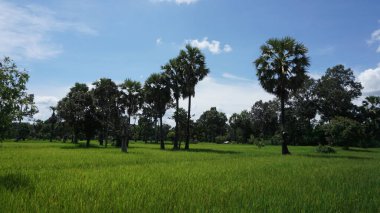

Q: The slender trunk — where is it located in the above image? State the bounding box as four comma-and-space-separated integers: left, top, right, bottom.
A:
86, 138, 90, 147
121, 119, 127, 152
173, 97, 179, 150
280, 93, 291, 155
126, 116, 131, 148
154, 117, 158, 144
185, 96, 191, 150
160, 116, 165, 150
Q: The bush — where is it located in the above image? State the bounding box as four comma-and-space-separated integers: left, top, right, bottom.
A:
323, 116, 364, 149
270, 133, 282, 145
215, 135, 227, 144
316, 145, 336, 153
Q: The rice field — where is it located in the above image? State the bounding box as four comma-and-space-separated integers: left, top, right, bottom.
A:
0, 141, 379, 212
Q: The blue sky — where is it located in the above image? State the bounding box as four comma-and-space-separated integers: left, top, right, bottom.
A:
1, 0, 380, 121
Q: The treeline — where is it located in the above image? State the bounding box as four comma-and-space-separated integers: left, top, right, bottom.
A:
2, 37, 380, 152
8, 64, 380, 149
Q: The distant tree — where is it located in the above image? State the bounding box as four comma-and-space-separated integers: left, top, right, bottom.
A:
144, 73, 172, 150
254, 37, 310, 154
56, 83, 93, 144
170, 107, 188, 148
315, 65, 363, 122
0, 57, 37, 140
179, 45, 209, 150
48, 107, 57, 142
231, 110, 253, 144
360, 96, 380, 145
286, 77, 318, 145
92, 78, 120, 147
251, 100, 279, 138
162, 57, 184, 150
323, 116, 364, 149
119, 79, 143, 152
196, 107, 227, 142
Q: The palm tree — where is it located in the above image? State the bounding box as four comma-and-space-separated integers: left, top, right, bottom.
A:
119, 79, 143, 152
144, 73, 172, 150
254, 37, 310, 154
179, 44, 209, 150
162, 57, 184, 150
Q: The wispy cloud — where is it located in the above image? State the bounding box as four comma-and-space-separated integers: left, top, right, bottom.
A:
222, 73, 253, 82
151, 0, 199, 5
368, 27, 380, 53
186, 37, 232, 54
0, 1, 97, 60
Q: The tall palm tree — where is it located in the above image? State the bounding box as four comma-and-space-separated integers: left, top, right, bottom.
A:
144, 73, 172, 150
162, 57, 184, 150
254, 37, 310, 155
179, 44, 209, 150
119, 79, 143, 152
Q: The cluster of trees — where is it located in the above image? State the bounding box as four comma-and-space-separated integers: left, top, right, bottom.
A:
2, 37, 380, 154
27, 44, 209, 152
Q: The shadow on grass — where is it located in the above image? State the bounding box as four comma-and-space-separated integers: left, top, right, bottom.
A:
0, 173, 34, 191
178, 148, 240, 155
301, 154, 373, 160
60, 143, 105, 149
345, 148, 375, 153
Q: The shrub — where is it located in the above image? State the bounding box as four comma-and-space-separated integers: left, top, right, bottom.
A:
215, 135, 227, 144
323, 116, 364, 149
316, 145, 336, 154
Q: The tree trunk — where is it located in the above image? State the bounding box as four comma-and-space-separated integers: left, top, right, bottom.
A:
126, 116, 131, 148
173, 97, 180, 150
280, 93, 291, 155
160, 116, 165, 150
121, 121, 127, 152
86, 138, 90, 147
185, 96, 191, 150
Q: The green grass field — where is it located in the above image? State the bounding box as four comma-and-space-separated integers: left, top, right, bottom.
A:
0, 141, 379, 212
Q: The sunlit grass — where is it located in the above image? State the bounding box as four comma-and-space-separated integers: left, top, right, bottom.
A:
0, 140, 379, 212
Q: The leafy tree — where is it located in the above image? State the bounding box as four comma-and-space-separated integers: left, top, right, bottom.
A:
119, 79, 143, 152
162, 57, 184, 150
315, 65, 363, 122
251, 100, 279, 138
196, 107, 227, 142
56, 83, 94, 144
254, 37, 310, 154
230, 110, 253, 144
179, 45, 209, 150
48, 107, 58, 142
144, 73, 172, 150
286, 77, 318, 145
360, 96, 380, 146
92, 78, 120, 147
170, 107, 188, 148
0, 57, 37, 139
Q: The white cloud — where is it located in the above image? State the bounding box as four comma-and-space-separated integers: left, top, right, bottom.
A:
358, 63, 380, 93
222, 73, 253, 82
186, 37, 232, 54
166, 76, 273, 123
152, 0, 198, 5
156, 38, 162, 45
0, 1, 96, 60
368, 28, 380, 53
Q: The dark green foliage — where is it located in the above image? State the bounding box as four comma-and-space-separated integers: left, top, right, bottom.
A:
323, 117, 364, 149
251, 100, 279, 138
215, 135, 227, 144
196, 107, 227, 142
315, 65, 363, 122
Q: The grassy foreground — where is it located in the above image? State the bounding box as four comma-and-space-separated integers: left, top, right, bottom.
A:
0, 141, 379, 212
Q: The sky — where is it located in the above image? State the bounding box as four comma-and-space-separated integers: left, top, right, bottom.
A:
1, 0, 380, 123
